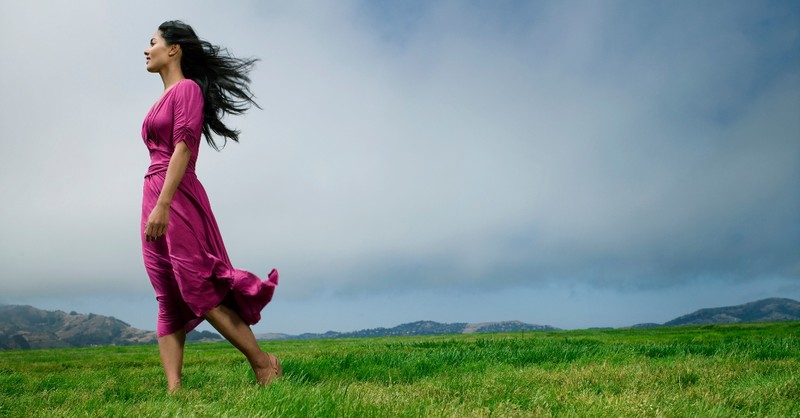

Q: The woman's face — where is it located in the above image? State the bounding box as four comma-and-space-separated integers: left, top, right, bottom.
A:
144, 31, 175, 73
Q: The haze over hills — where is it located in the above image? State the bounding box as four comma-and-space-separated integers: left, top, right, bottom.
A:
2, 298, 798, 349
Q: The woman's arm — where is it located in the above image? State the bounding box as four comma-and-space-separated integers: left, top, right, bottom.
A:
144, 141, 192, 242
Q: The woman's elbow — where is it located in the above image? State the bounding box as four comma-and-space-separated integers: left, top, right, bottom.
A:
174, 141, 192, 157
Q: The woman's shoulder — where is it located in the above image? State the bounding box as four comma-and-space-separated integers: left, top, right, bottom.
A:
174, 78, 201, 93
170, 79, 203, 102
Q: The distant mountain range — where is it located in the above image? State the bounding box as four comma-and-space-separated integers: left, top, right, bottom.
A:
0, 305, 221, 350
629, 297, 800, 328
663, 297, 800, 326
256, 320, 559, 341
2, 297, 798, 349
260, 298, 800, 339
256, 297, 800, 340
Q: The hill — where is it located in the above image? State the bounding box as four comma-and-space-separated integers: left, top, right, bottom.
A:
257, 320, 559, 341
0, 305, 220, 350
662, 297, 800, 326
0, 305, 157, 350
0, 305, 225, 350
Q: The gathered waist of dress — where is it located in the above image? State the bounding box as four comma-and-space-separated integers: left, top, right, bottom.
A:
144, 162, 196, 178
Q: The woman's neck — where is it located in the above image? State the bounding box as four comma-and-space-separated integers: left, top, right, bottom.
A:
159, 64, 186, 91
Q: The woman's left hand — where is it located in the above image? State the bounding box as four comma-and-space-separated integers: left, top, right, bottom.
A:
145, 203, 170, 242
145, 142, 190, 242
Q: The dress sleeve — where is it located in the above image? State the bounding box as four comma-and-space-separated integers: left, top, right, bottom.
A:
171, 80, 204, 150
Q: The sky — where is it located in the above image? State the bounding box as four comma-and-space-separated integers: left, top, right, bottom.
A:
0, 0, 798, 335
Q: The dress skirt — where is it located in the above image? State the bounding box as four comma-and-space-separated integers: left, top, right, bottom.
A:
141, 170, 278, 337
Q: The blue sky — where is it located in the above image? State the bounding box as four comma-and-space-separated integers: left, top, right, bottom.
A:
0, 1, 798, 335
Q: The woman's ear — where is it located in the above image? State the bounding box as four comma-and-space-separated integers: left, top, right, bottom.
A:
168, 44, 181, 57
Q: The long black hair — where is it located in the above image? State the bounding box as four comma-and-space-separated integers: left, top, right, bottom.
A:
158, 20, 260, 150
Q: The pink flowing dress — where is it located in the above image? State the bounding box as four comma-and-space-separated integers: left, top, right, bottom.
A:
141, 79, 278, 337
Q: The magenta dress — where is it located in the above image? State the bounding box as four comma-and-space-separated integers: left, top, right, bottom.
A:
141, 79, 278, 337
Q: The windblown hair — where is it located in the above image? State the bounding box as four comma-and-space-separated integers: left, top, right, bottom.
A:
159, 20, 260, 150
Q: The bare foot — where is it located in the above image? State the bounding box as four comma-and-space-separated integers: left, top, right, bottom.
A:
167, 381, 183, 395
252, 352, 282, 385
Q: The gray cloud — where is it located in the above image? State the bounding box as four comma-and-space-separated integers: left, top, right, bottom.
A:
1, 1, 798, 306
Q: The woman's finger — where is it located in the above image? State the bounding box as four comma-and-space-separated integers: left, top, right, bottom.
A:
145, 223, 156, 241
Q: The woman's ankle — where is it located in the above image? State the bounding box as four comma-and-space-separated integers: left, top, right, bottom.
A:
167, 378, 182, 394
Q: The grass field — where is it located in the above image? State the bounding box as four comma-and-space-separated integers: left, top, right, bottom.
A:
1, 322, 798, 417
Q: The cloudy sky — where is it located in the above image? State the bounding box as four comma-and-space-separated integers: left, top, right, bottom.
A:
1, 1, 798, 335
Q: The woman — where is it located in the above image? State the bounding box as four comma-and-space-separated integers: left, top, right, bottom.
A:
142, 20, 280, 392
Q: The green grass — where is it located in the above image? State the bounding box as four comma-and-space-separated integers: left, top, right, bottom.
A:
1, 322, 798, 417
